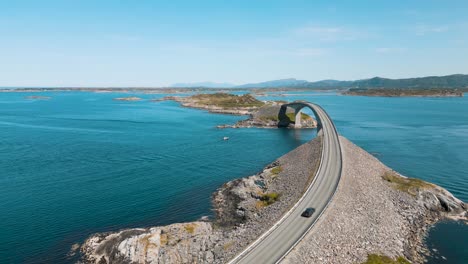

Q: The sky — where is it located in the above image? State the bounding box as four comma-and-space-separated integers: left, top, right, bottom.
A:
1, 0, 468, 87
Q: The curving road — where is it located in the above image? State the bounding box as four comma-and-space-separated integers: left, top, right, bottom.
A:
228, 101, 342, 264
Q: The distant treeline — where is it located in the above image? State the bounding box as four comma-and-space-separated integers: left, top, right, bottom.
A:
343, 88, 464, 97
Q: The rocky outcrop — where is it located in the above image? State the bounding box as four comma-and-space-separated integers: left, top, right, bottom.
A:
81, 222, 219, 264
25, 95, 51, 100
79, 137, 323, 264
113, 97, 142, 101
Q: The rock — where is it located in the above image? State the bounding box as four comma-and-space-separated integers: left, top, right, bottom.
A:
113, 97, 141, 101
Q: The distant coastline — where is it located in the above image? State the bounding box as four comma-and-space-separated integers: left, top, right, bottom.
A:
343, 88, 464, 97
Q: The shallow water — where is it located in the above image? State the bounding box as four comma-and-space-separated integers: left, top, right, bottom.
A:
1, 91, 467, 263
425, 221, 468, 264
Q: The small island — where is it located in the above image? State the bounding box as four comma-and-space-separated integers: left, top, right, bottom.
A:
25, 95, 51, 100
113, 96, 142, 101
158, 93, 317, 129
343, 88, 464, 97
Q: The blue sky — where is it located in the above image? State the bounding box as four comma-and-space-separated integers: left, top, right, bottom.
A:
1, 0, 468, 87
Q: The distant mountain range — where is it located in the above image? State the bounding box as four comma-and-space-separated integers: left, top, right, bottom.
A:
235, 78, 309, 88
172, 74, 468, 89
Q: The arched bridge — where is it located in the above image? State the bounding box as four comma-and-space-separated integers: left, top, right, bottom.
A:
279, 101, 323, 130
229, 101, 343, 264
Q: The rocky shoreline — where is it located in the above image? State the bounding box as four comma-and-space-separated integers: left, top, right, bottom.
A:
77, 136, 467, 264
79, 137, 323, 263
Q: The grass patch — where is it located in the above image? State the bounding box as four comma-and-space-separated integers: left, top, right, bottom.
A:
382, 171, 433, 196
285, 112, 312, 122
361, 254, 411, 264
259, 115, 279, 121
189, 93, 264, 108
271, 166, 283, 175
223, 241, 234, 251
184, 223, 196, 234
160, 233, 169, 246
259, 192, 280, 206
259, 112, 313, 123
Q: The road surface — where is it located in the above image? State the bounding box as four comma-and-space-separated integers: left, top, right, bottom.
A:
229, 101, 342, 264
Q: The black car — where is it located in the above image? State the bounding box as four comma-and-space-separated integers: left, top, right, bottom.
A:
301, 207, 315, 218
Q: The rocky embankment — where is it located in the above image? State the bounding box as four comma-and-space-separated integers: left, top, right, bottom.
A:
284, 137, 467, 264
157, 94, 317, 129
79, 137, 323, 264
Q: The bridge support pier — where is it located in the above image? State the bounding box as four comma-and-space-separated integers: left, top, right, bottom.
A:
294, 109, 302, 129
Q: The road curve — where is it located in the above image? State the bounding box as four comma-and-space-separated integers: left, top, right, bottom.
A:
228, 101, 342, 264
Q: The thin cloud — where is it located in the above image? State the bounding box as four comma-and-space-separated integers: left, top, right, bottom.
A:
293, 24, 366, 42
414, 25, 449, 36
290, 48, 328, 57
375, 47, 407, 54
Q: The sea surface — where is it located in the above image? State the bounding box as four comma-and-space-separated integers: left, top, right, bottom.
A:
0, 91, 466, 263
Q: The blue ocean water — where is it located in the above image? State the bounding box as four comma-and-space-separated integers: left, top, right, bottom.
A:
0, 91, 316, 263
0, 91, 466, 263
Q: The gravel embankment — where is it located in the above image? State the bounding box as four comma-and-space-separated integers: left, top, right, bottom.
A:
212, 136, 322, 262
283, 137, 467, 264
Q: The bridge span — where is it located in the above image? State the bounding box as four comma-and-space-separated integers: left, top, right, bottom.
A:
229, 101, 342, 264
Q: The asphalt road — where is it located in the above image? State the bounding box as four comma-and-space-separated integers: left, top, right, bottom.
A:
229, 102, 343, 264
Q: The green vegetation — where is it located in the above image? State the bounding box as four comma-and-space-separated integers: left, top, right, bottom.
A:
344, 88, 463, 97
189, 93, 265, 108
259, 112, 312, 122
286, 112, 312, 122
258, 115, 279, 122
382, 171, 433, 196
159, 233, 169, 245
361, 254, 411, 264
259, 192, 280, 206
223, 241, 234, 251
271, 166, 283, 175
184, 223, 196, 234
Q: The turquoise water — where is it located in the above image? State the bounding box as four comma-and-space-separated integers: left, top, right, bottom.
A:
1, 91, 467, 263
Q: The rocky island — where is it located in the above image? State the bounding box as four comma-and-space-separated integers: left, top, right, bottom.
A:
157, 93, 317, 129
25, 95, 51, 100
78, 135, 466, 264
113, 96, 142, 101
